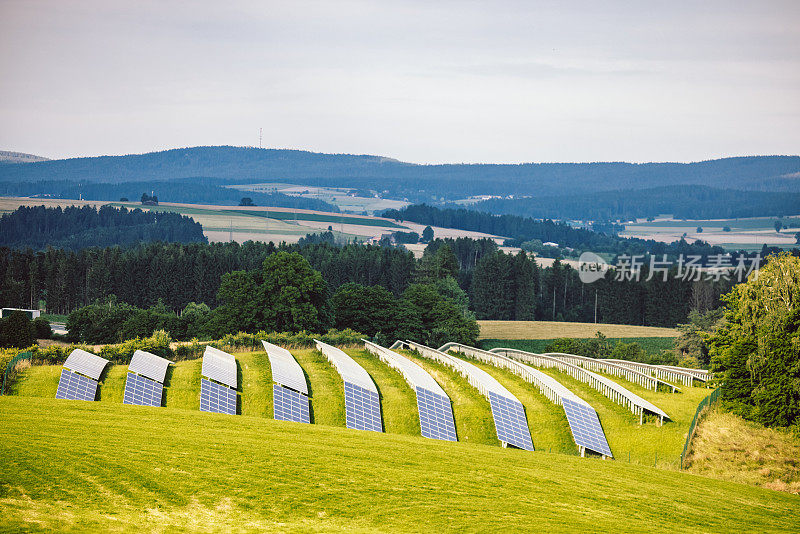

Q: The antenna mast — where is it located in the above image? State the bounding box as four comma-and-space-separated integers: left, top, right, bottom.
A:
259, 128, 263, 149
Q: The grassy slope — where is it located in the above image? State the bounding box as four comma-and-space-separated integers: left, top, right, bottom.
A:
447, 352, 576, 454
530, 366, 709, 468
398, 350, 498, 446
348, 349, 419, 436
2, 397, 799, 533
477, 320, 678, 340
479, 337, 676, 358
686, 409, 800, 494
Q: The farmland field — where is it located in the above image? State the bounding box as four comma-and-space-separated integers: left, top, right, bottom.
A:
0, 196, 506, 246
3, 345, 799, 532
477, 320, 678, 340
620, 215, 800, 251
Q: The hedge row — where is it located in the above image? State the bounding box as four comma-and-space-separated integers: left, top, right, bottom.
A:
0, 328, 365, 370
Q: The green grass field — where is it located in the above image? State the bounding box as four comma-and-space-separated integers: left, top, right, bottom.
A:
479, 337, 677, 358
4, 347, 799, 531
2, 397, 799, 532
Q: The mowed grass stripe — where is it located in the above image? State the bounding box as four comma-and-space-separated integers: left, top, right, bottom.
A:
293, 348, 346, 427
2, 397, 799, 533
399, 350, 498, 447
447, 352, 577, 454
347, 348, 420, 436
238, 351, 272, 418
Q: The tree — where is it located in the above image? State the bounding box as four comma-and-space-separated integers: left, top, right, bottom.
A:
708, 252, 800, 427
239, 197, 255, 206
696, 226, 703, 233
422, 225, 434, 242
331, 283, 420, 341
259, 251, 330, 332
774, 220, 783, 233
0, 311, 35, 348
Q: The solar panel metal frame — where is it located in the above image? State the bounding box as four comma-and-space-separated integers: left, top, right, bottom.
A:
364, 340, 456, 441
55, 369, 98, 401
415, 386, 458, 441
127, 350, 171, 383
440, 342, 613, 458
201, 346, 238, 389
562, 397, 613, 457
123, 372, 164, 407
62, 349, 109, 380
273, 384, 311, 423
199, 378, 237, 415
406, 341, 533, 451
262, 340, 308, 395
343, 380, 383, 432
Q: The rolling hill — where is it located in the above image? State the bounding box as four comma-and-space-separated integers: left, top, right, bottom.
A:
0, 146, 798, 201
3, 346, 798, 532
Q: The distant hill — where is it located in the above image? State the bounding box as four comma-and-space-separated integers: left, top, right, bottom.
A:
469, 185, 800, 220
0, 146, 798, 203
0, 151, 49, 164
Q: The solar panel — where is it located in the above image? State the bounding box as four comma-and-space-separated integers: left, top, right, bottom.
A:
123, 372, 164, 407
364, 340, 456, 442
562, 398, 613, 457
128, 350, 171, 383
199, 378, 237, 415
273, 384, 311, 423
416, 386, 457, 441
55, 369, 98, 401
262, 340, 308, 394
201, 346, 237, 388
344, 381, 383, 432
488, 391, 534, 451
63, 349, 109, 380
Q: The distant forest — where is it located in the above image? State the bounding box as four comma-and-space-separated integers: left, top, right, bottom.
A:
0, 238, 734, 328
383, 204, 728, 259
469, 186, 800, 221
0, 146, 798, 203
0, 178, 339, 212
0, 205, 207, 250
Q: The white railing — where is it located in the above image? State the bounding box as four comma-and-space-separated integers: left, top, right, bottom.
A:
489, 347, 670, 424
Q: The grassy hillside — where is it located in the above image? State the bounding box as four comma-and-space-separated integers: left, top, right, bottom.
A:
686, 409, 800, 494
533, 365, 709, 468
2, 397, 799, 532
477, 320, 678, 340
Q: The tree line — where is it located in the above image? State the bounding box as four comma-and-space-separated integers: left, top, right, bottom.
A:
0, 179, 340, 213
470, 185, 800, 221
1, 234, 736, 328
0, 205, 206, 251
383, 204, 730, 259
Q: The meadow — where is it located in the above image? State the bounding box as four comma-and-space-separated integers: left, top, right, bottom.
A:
4, 346, 799, 532
477, 320, 678, 340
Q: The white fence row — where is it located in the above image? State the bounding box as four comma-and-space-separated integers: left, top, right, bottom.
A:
489, 347, 670, 425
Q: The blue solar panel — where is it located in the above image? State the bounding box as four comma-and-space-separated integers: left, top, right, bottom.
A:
55, 369, 98, 401
488, 391, 534, 451
415, 386, 457, 441
344, 381, 382, 432
273, 384, 311, 423
199, 378, 237, 415
123, 372, 163, 407
562, 398, 613, 457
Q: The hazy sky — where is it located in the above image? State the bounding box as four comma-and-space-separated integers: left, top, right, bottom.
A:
1, 0, 798, 163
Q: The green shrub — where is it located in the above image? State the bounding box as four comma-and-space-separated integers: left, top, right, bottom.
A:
0, 311, 35, 349
31, 318, 52, 340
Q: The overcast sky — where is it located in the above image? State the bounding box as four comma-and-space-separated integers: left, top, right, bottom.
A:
1, 0, 798, 163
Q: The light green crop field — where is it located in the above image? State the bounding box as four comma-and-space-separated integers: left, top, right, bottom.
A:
2, 397, 799, 532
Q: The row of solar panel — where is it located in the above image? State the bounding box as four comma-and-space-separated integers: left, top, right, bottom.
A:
54, 343, 609, 457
